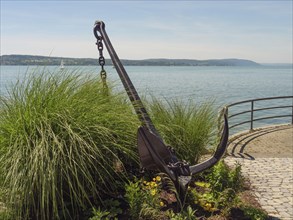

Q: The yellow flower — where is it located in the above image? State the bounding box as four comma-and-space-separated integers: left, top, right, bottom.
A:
153, 178, 156, 182
150, 189, 157, 196
156, 176, 161, 182
159, 201, 164, 207
203, 203, 213, 211
205, 203, 212, 208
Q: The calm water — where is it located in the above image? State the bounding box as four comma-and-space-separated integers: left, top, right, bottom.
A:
1, 65, 292, 133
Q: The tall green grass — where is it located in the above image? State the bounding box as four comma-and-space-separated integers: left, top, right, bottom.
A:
0, 68, 218, 219
147, 98, 216, 164
0, 69, 140, 219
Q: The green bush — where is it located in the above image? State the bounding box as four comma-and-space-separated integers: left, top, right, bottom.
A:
185, 160, 244, 217
125, 177, 163, 220
148, 98, 216, 164
166, 206, 197, 220
207, 160, 243, 193
0, 69, 140, 219
89, 199, 122, 220
125, 180, 144, 219
241, 205, 268, 220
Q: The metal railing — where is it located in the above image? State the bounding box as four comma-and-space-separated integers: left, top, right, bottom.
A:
226, 96, 293, 131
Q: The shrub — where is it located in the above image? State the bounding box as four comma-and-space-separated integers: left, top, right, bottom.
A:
147, 98, 216, 164
0, 69, 140, 219
241, 205, 268, 220
89, 199, 122, 220
166, 206, 197, 220
206, 160, 243, 193
186, 160, 244, 217
125, 180, 144, 219
125, 177, 164, 220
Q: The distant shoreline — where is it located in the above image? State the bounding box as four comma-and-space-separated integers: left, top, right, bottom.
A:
1, 54, 262, 66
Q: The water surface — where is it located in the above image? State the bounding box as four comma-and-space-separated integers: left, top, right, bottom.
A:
1, 65, 292, 133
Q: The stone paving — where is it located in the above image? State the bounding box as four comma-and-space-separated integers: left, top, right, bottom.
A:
225, 125, 293, 220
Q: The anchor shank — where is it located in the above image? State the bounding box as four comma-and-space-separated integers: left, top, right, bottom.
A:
94, 21, 159, 136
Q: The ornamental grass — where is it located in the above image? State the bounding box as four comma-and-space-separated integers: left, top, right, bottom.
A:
148, 98, 216, 164
0, 69, 140, 220
0, 68, 218, 220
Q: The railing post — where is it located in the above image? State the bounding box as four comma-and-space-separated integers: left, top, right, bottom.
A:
291, 102, 293, 124
250, 101, 254, 130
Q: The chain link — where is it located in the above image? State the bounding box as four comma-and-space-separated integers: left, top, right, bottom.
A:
96, 36, 108, 91
97, 37, 105, 69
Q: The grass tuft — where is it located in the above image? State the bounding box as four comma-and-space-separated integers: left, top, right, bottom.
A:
147, 98, 216, 164
0, 69, 140, 219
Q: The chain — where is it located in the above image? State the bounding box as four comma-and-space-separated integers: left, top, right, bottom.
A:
96, 36, 108, 91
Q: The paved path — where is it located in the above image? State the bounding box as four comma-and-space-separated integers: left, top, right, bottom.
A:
225, 125, 293, 220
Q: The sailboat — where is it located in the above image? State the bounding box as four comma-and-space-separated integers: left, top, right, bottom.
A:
60, 59, 65, 70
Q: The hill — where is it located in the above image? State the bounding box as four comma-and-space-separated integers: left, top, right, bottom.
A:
0, 55, 260, 66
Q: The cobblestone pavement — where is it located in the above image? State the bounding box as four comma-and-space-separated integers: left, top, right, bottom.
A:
225, 125, 293, 220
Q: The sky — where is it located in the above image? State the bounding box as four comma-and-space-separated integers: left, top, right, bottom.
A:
1, 0, 292, 63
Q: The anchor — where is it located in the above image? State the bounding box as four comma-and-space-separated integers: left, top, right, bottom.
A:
93, 21, 229, 201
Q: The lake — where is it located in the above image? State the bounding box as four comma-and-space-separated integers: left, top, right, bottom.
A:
1, 65, 292, 133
